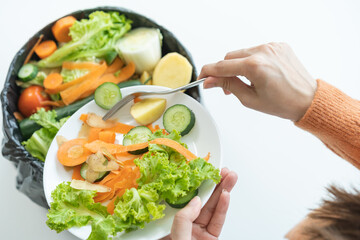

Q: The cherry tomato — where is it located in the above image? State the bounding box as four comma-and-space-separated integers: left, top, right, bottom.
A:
18, 85, 50, 117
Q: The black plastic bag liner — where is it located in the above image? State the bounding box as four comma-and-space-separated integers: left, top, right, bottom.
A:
1, 6, 199, 208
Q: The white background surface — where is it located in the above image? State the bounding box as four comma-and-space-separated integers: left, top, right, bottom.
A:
1, 1, 360, 239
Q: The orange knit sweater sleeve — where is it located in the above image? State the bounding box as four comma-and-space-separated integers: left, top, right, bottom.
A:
295, 79, 360, 169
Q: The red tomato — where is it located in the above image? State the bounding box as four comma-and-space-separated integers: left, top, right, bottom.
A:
18, 86, 50, 117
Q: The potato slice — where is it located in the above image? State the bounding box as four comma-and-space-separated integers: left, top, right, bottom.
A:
86, 112, 117, 128
130, 98, 167, 125
152, 52, 192, 88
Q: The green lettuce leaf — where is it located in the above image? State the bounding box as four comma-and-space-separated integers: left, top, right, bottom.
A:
22, 109, 69, 161
38, 11, 131, 68
46, 182, 109, 233
61, 68, 89, 83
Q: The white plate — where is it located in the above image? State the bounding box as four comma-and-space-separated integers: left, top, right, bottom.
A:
43, 85, 222, 240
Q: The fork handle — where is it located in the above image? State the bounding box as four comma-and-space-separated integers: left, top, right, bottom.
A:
165, 78, 206, 94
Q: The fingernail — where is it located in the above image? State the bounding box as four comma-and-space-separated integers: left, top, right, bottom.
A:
189, 196, 201, 206
222, 189, 228, 193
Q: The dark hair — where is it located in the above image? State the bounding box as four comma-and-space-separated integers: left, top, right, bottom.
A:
304, 186, 360, 240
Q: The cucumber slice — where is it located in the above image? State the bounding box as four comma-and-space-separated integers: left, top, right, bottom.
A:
123, 126, 152, 155
163, 104, 195, 136
104, 50, 118, 65
94, 82, 122, 110
166, 189, 199, 208
18, 64, 38, 82
80, 163, 109, 182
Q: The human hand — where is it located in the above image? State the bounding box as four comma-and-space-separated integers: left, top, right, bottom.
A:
160, 168, 238, 240
199, 42, 317, 121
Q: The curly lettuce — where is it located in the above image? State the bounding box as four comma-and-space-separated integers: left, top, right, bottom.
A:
22, 109, 69, 161
38, 11, 132, 68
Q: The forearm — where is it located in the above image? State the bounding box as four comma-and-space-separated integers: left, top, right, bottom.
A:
295, 79, 360, 169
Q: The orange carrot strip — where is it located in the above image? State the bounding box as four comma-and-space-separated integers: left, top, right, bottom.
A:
85, 138, 198, 161
79, 114, 88, 122
106, 122, 134, 134
72, 165, 84, 180
62, 61, 99, 70
34, 40, 57, 59
46, 62, 107, 95
57, 138, 91, 166
13, 112, 24, 121
52, 16, 76, 42
203, 152, 210, 162
104, 58, 124, 74
78, 62, 135, 99
99, 172, 118, 185
134, 97, 142, 103
40, 100, 64, 107
146, 124, 155, 133
24, 34, 44, 65
44, 73, 63, 90
107, 189, 126, 214
88, 128, 102, 142
99, 131, 116, 144
154, 125, 161, 131
94, 189, 115, 203
60, 62, 107, 105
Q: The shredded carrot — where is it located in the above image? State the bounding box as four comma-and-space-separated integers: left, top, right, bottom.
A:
85, 138, 198, 161
62, 61, 100, 70
34, 40, 57, 59
88, 128, 102, 142
104, 58, 124, 74
46, 62, 107, 95
24, 34, 44, 65
79, 114, 88, 122
52, 16, 76, 42
57, 138, 91, 166
134, 97, 142, 103
99, 131, 116, 144
106, 122, 134, 134
72, 165, 84, 180
41, 100, 65, 107
13, 112, 24, 121
78, 62, 135, 99
60, 62, 108, 105
203, 152, 210, 161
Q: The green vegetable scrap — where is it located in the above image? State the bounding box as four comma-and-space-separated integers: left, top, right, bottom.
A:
22, 109, 69, 161
38, 11, 132, 68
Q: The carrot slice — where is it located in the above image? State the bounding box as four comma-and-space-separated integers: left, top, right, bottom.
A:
88, 128, 102, 142
85, 138, 198, 161
106, 122, 134, 134
57, 138, 91, 166
46, 62, 107, 95
62, 61, 99, 70
72, 165, 84, 180
99, 131, 116, 144
60, 62, 108, 105
94, 188, 115, 203
79, 114, 88, 123
79, 62, 136, 99
52, 16, 76, 42
24, 34, 44, 65
44, 73, 63, 90
104, 57, 124, 74
107, 189, 125, 214
34, 40, 57, 59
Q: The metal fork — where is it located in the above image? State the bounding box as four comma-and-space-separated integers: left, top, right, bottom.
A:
102, 78, 206, 120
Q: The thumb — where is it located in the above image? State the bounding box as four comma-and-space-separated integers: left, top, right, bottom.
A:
204, 76, 255, 105
171, 196, 201, 240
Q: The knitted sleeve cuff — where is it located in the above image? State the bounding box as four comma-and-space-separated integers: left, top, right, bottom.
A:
295, 79, 360, 148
